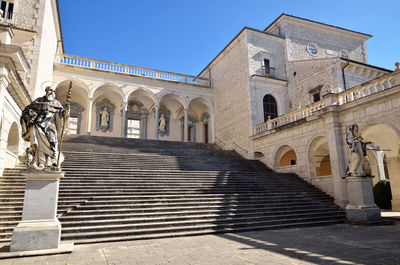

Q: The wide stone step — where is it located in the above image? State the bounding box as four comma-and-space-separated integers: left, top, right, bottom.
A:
60, 215, 345, 241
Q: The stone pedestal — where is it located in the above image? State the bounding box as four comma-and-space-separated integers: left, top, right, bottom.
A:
10, 170, 64, 252
345, 176, 381, 223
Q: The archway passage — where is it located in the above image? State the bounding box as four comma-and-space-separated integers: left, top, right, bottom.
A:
280, 149, 297, 166
360, 123, 400, 210
275, 145, 297, 168
263, 94, 278, 121
309, 136, 332, 177
6, 122, 19, 155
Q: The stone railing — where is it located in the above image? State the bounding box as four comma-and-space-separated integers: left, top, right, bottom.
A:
337, 75, 396, 105
254, 99, 327, 134
54, 54, 211, 87
254, 70, 399, 135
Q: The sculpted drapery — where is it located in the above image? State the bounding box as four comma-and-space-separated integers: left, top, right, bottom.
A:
20, 86, 69, 169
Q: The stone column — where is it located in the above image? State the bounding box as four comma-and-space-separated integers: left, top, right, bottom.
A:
122, 102, 128, 138
155, 105, 159, 140
345, 176, 381, 223
87, 98, 93, 134
375, 150, 386, 180
211, 113, 216, 144
324, 111, 348, 207
11, 171, 64, 252
0, 66, 9, 174
184, 108, 188, 142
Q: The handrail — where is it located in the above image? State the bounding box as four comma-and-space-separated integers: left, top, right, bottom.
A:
54, 54, 211, 87
254, 70, 399, 136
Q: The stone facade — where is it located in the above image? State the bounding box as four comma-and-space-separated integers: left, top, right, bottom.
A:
0, 8, 399, 212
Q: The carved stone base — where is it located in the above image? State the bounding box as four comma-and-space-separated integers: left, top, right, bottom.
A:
345, 176, 381, 223
10, 219, 61, 252
10, 170, 64, 252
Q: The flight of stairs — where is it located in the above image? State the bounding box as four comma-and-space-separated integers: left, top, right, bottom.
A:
0, 135, 346, 244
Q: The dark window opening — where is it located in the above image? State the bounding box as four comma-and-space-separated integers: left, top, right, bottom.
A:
263, 59, 270, 75
263, 94, 278, 121
290, 159, 297, 165
313, 92, 321, 102
0, 1, 14, 19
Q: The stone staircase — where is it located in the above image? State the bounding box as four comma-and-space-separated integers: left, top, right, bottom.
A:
0, 135, 346, 244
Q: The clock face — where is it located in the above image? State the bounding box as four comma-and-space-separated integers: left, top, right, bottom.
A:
340, 50, 348, 59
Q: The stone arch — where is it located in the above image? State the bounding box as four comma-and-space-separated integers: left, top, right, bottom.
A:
187, 96, 214, 114
308, 136, 331, 177
125, 87, 157, 105
158, 92, 187, 109
52, 79, 90, 99
91, 83, 124, 100
274, 145, 297, 168
55, 79, 90, 134
359, 123, 400, 210
254, 151, 265, 159
6, 122, 19, 155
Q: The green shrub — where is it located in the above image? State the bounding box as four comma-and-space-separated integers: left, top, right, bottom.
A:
373, 179, 392, 209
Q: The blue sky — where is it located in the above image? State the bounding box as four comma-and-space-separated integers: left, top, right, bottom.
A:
59, 0, 399, 76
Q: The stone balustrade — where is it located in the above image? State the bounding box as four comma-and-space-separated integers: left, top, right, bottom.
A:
54, 54, 211, 87
254, 71, 399, 135
337, 76, 396, 105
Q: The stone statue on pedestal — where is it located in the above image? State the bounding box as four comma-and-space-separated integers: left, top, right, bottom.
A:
345, 124, 370, 177
159, 113, 166, 134
20, 86, 69, 170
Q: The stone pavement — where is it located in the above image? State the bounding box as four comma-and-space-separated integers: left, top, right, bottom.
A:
0, 222, 400, 265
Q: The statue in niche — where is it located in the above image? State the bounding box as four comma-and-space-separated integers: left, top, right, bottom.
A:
159, 113, 166, 134
20, 86, 69, 170
345, 124, 371, 178
100, 107, 110, 128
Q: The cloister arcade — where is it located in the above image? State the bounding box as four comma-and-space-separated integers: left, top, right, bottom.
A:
52, 79, 215, 143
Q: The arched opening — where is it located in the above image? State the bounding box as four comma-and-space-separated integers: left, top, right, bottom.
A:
360, 123, 400, 210
274, 145, 297, 168
126, 89, 155, 139
55, 80, 89, 135
159, 93, 186, 141
92, 85, 124, 137
6, 122, 19, 155
188, 97, 213, 143
263, 94, 278, 121
254, 151, 265, 159
309, 136, 332, 177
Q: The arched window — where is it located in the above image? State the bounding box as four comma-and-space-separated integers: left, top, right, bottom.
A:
263, 94, 278, 121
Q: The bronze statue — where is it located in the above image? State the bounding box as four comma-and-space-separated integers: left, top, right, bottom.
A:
20, 86, 70, 170
346, 124, 370, 177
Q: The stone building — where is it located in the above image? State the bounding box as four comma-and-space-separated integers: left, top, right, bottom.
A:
0, 2, 398, 210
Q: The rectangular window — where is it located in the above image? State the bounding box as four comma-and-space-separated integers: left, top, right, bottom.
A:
127, 119, 140, 138
0, 1, 14, 20
263, 59, 270, 75
313, 92, 321, 102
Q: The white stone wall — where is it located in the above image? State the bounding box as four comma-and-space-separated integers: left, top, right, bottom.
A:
281, 23, 368, 63
31, 0, 58, 98
287, 58, 340, 111
246, 30, 286, 80
208, 32, 253, 157
14, 0, 38, 31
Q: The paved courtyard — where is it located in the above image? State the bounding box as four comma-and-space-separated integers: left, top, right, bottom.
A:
0, 221, 399, 265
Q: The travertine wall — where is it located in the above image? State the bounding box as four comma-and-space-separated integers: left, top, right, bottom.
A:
33, 0, 58, 98
246, 30, 286, 80
14, 0, 38, 31
280, 23, 367, 63
287, 58, 339, 111
209, 32, 253, 157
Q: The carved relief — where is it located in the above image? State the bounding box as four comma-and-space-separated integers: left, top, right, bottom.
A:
126, 100, 149, 139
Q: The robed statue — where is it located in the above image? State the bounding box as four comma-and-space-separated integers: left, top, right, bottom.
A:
346, 124, 371, 177
20, 86, 69, 170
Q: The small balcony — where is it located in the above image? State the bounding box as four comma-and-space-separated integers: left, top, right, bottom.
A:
261, 66, 276, 78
